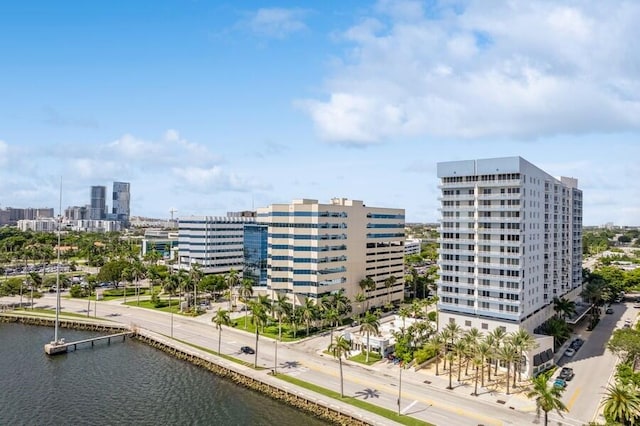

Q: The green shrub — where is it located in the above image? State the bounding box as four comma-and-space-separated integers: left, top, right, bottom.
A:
427, 311, 437, 322
414, 346, 436, 364
104, 287, 145, 297
69, 285, 84, 298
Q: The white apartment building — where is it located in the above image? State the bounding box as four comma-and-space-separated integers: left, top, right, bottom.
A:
257, 198, 405, 310
436, 157, 582, 374
177, 215, 255, 275
17, 218, 58, 232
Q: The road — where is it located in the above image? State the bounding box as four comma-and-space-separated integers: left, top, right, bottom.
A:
556, 301, 637, 424
25, 294, 599, 426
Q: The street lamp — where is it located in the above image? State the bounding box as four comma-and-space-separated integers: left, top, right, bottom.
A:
397, 362, 403, 416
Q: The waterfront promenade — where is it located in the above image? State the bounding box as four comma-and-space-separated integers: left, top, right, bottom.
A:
2, 293, 597, 426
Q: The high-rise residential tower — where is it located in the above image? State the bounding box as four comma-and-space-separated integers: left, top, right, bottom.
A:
436, 157, 582, 334
90, 186, 106, 220
257, 198, 405, 310
112, 181, 131, 226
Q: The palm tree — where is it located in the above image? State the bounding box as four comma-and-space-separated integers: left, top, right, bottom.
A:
398, 306, 410, 329
328, 335, 351, 398
360, 311, 380, 363
325, 308, 340, 344
553, 297, 577, 321
354, 292, 366, 318
471, 355, 483, 396
498, 344, 518, 395
238, 278, 254, 329
463, 328, 483, 375
484, 334, 496, 382
526, 371, 568, 426
510, 329, 538, 382
445, 351, 456, 390
225, 268, 240, 310
359, 276, 375, 311
442, 322, 462, 370
384, 275, 396, 305
249, 299, 268, 368
272, 292, 290, 341
489, 327, 507, 376
427, 333, 446, 376
601, 382, 640, 425
453, 339, 467, 382
212, 308, 231, 354
300, 297, 317, 337
477, 341, 492, 387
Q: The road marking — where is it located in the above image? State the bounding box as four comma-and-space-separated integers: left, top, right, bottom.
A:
401, 400, 418, 414
566, 387, 581, 410
300, 361, 502, 426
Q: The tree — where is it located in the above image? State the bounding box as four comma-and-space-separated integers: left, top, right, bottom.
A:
601, 382, 640, 425
225, 269, 240, 310
489, 327, 507, 376
328, 335, 351, 398
498, 344, 518, 395
359, 276, 375, 311
300, 297, 317, 337
510, 329, 538, 383
325, 308, 340, 344
249, 299, 268, 368
212, 308, 231, 354
398, 307, 410, 329
553, 297, 576, 320
453, 339, 467, 382
272, 292, 290, 341
442, 322, 462, 370
360, 312, 380, 363
238, 278, 254, 329
426, 333, 445, 376
477, 341, 492, 388
471, 355, 483, 396
526, 371, 568, 426
384, 275, 396, 305
608, 328, 640, 364
354, 292, 366, 318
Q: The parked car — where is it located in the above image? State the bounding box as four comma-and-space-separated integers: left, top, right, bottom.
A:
569, 338, 584, 350
240, 346, 255, 354
553, 378, 567, 389
564, 348, 576, 357
559, 367, 575, 381
606, 307, 614, 314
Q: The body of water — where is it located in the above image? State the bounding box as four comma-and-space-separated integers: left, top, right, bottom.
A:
0, 323, 329, 426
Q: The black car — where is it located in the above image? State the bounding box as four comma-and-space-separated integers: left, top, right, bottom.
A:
558, 367, 575, 381
240, 346, 255, 354
606, 307, 614, 314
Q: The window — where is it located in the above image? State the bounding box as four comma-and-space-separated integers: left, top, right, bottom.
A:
481, 323, 488, 330
465, 320, 472, 327
449, 318, 456, 324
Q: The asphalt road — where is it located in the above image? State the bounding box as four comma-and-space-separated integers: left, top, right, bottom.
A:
28, 294, 606, 426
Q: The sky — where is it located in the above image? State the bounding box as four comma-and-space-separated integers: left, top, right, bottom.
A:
1, 0, 639, 226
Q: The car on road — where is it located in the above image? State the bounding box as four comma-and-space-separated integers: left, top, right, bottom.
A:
559, 367, 575, 381
564, 347, 576, 357
553, 378, 567, 389
240, 346, 255, 354
634, 303, 640, 309
606, 307, 614, 314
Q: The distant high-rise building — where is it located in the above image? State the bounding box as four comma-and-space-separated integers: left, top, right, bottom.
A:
112, 181, 131, 226
90, 186, 107, 220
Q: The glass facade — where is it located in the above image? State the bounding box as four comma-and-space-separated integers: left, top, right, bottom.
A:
243, 224, 268, 287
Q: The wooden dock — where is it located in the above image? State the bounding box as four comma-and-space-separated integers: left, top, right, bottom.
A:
44, 331, 133, 355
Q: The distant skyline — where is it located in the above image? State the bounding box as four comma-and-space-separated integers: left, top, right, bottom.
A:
1, 1, 639, 225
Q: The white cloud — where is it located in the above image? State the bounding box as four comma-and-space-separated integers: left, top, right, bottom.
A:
247, 8, 309, 38
0, 140, 8, 166
172, 166, 269, 192
302, 0, 640, 143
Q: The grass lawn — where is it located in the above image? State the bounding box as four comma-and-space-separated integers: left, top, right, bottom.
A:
13, 307, 104, 320
230, 316, 340, 342
348, 351, 383, 366
123, 299, 205, 317
276, 374, 431, 426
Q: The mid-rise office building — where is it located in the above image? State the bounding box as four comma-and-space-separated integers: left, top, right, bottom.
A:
436, 157, 582, 375
243, 223, 268, 288
112, 181, 131, 226
257, 198, 405, 310
90, 186, 107, 220
177, 215, 255, 275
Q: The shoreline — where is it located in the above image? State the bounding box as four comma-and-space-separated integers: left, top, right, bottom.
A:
1, 312, 379, 426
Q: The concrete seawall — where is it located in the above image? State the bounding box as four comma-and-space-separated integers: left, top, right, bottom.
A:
1, 313, 382, 426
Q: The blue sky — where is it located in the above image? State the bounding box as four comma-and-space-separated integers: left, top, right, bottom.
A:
1, 0, 639, 225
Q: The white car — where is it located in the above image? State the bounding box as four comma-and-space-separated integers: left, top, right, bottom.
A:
564, 348, 576, 357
